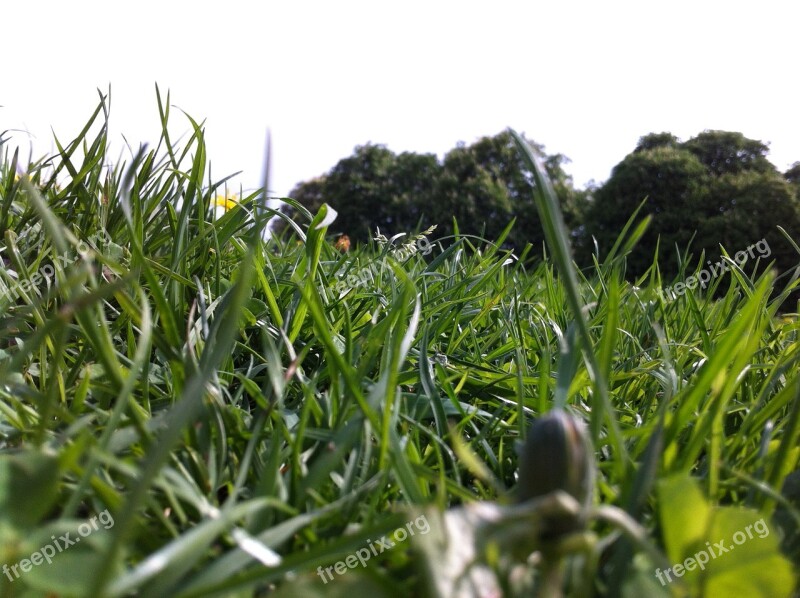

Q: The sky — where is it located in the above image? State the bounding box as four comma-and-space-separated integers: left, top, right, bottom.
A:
3, 1, 799, 199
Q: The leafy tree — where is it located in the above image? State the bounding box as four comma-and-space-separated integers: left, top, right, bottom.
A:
697, 171, 800, 276
289, 144, 434, 241
433, 142, 515, 244
432, 132, 536, 247
584, 130, 800, 281
287, 176, 326, 217
583, 146, 709, 275
448, 131, 583, 229
785, 162, 800, 202
633, 132, 680, 153
683, 130, 774, 177
385, 151, 443, 232
287, 131, 584, 254
786, 162, 800, 186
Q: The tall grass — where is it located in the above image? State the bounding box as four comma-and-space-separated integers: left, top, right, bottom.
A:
0, 91, 798, 597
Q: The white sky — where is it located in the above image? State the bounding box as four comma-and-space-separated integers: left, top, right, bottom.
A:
3, 1, 799, 198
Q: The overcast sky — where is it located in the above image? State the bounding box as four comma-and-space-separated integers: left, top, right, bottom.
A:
3, 1, 799, 199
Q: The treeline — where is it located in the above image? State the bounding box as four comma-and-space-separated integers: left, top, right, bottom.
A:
284, 130, 800, 280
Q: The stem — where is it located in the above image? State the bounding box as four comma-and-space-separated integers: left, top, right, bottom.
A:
539, 555, 564, 598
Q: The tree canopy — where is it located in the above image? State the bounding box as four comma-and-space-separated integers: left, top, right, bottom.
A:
583, 145, 710, 275
286, 128, 800, 284
682, 130, 773, 177
287, 131, 582, 252
785, 162, 800, 189
583, 130, 800, 280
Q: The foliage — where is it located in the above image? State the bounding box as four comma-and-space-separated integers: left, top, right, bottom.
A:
682, 130, 774, 177
583, 146, 710, 276
657, 474, 795, 597
287, 131, 583, 254
634, 132, 681, 154
788, 163, 800, 184
0, 96, 798, 597
786, 162, 800, 202
584, 131, 800, 283
289, 144, 440, 242
290, 129, 800, 291
697, 171, 800, 275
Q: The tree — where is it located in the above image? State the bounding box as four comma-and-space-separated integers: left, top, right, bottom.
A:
697, 171, 800, 277
384, 151, 442, 232
287, 176, 326, 217
288, 144, 435, 241
785, 162, 800, 202
683, 130, 774, 177
786, 162, 800, 186
429, 131, 583, 252
287, 131, 584, 254
583, 130, 800, 282
583, 146, 710, 276
633, 132, 680, 153
433, 143, 515, 244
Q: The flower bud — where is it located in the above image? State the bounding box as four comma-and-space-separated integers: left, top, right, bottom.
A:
517, 409, 595, 536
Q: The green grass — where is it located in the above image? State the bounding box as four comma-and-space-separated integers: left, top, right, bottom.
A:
0, 90, 798, 597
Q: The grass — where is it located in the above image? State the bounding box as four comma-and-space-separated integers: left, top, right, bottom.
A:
0, 89, 798, 597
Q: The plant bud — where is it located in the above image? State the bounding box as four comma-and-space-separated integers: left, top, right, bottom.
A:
517, 409, 595, 537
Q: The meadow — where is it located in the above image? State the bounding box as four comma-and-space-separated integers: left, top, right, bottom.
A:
0, 93, 798, 597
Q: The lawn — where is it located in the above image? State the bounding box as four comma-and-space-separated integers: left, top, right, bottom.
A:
0, 92, 798, 597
